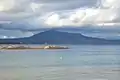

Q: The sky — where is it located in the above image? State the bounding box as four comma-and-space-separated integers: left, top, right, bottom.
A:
0, 0, 120, 39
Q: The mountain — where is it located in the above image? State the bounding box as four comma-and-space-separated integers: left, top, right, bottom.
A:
0, 30, 120, 44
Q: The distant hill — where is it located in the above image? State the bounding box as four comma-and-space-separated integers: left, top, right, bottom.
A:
0, 29, 120, 44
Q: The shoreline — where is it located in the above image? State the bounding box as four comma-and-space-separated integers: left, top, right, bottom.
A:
0, 45, 69, 50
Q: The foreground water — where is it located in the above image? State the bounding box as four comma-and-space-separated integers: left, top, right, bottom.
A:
0, 45, 120, 80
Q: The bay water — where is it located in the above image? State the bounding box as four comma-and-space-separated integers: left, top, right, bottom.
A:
0, 45, 120, 80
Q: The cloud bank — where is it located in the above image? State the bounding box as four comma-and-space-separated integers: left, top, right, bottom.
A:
0, 0, 120, 39
43, 0, 120, 27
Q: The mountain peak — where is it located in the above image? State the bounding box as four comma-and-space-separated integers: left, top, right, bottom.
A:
40, 29, 84, 36
43, 29, 60, 33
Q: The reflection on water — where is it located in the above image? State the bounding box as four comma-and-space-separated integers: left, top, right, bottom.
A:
0, 45, 120, 80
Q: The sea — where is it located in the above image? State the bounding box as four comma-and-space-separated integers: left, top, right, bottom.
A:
0, 45, 120, 80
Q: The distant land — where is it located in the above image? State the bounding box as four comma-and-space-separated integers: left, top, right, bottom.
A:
0, 29, 120, 45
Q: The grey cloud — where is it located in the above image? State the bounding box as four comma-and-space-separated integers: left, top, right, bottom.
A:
57, 26, 120, 39
33, 0, 97, 12
1, 0, 30, 13
0, 29, 36, 38
33, 0, 96, 5
0, 0, 97, 23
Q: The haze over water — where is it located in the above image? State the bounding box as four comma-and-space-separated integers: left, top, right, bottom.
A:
0, 45, 120, 80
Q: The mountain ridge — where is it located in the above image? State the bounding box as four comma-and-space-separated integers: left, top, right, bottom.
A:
0, 29, 120, 44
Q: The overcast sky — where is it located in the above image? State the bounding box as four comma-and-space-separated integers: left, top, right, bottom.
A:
0, 0, 120, 39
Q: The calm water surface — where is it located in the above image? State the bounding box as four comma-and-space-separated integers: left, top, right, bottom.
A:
0, 45, 120, 80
